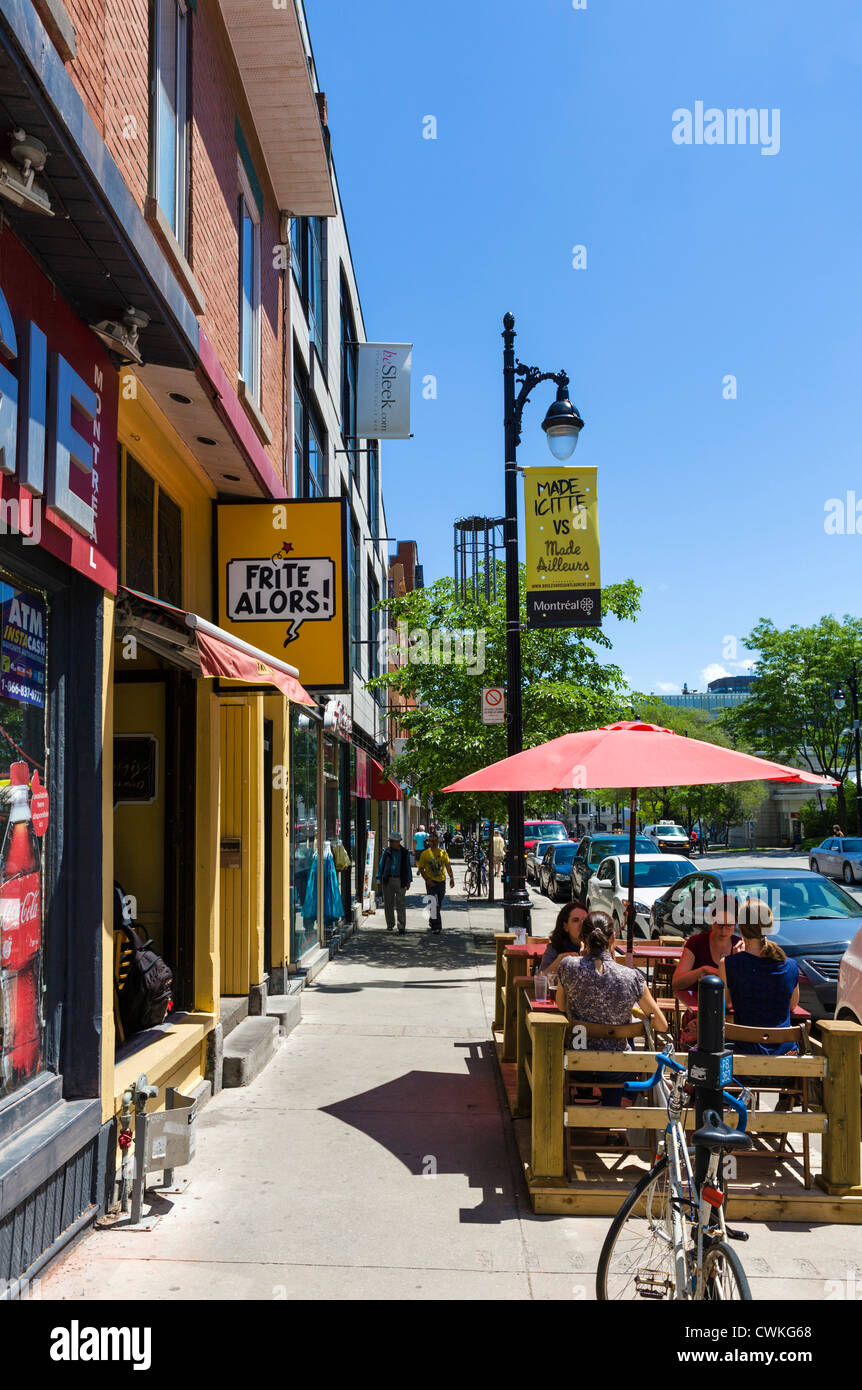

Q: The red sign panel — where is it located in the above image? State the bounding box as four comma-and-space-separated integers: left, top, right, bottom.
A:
0, 224, 119, 591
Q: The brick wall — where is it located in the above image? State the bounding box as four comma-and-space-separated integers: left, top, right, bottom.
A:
60, 0, 287, 483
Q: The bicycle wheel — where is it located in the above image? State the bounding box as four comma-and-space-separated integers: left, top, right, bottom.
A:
700, 1239, 752, 1301
463, 867, 477, 897
596, 1155, 678, 1301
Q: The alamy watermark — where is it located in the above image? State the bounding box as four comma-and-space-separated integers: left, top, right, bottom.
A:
380, 620, 485, 675
672, 102, 780, 156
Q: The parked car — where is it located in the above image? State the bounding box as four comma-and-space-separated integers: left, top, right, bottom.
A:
570, 833, 657, 904
526, 837, 564, 885
538, 841, 580, 900
809, 836, 862, 886
836, 921, 862, 1027
586, 853, 694, 938
523, 820, 568, 853
648, 867, 862, 1019
643, 822, 691, 856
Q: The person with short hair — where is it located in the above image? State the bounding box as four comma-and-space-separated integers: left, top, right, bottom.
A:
413, 824, 428, 864
376, 831, 412, 934
417, 832, 454, 933
720, 898, 800, 1055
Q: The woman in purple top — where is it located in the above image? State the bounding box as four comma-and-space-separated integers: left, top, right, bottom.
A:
556, 913, 667, 1105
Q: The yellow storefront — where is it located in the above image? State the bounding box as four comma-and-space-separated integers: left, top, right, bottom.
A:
102, 382, 300, 1200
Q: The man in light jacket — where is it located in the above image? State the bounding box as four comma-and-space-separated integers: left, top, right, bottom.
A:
377, 831, 413, 934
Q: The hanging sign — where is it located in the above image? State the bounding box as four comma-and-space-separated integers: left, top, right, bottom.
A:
355, 344, 412, 439
481, 687, 506, 725
217, 499, 349, 691
523, 465, 601, 628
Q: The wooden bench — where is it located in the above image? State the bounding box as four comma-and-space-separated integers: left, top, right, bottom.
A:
510, 1008, 862, 1219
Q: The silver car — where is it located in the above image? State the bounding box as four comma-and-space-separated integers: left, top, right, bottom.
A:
809, 836, 862, 886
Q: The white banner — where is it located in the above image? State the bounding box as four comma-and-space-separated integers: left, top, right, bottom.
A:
356, 343, 413, 439
362, 830, 376, 914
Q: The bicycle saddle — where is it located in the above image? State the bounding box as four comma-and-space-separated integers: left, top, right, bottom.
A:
691, 1108, 754, 1153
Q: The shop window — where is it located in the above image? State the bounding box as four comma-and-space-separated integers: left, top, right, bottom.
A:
340, 272, 358, 474
238, 162, 261, 405
290, 708, 319, 959
0, 574, 49, 1099
292, 217, 326, 361
367, 441, 379, 535
150, 0, 189, 248
293, 370, 327, 499
348, 514, 361, 673
157, 489, 183, 607
368, 567, 381, 684
120, 449, 184, 605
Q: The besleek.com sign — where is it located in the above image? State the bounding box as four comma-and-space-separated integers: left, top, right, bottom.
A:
217, 499, 348, 690
356, 343, 412, 439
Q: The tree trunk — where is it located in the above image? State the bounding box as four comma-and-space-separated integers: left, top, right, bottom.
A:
837, 783, 848, 832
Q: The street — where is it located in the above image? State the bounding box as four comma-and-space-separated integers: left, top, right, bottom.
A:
38, 853, 861, 1303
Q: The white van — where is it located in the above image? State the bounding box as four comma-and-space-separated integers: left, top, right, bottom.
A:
643, 822, 691, 856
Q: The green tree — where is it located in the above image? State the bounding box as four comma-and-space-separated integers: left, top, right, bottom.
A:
368, 562, 641, 825
723, 615, 862, 831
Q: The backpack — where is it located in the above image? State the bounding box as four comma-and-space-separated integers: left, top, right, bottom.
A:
116, 922, 173, 1035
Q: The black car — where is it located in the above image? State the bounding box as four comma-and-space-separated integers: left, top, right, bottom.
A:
649, 867, 862, 1019
570, 834, 656, 904
538, 842, 579, 901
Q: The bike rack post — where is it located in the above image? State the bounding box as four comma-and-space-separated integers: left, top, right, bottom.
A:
688, 975, 733, 1192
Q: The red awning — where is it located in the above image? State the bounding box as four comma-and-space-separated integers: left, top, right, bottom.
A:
369, 756, 403, 801
116, 587, 314, 705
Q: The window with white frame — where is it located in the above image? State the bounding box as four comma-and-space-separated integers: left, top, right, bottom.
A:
238, 161, 261, 404
151, 0, 189, 247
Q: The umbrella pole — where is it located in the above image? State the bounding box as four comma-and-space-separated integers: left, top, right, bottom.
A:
625, 787, 637, 965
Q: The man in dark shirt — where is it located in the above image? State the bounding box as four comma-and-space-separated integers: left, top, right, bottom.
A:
377, 832, 412, 933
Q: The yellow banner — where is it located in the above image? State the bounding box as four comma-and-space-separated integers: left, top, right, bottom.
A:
523, 466, 601, 627
217, 499, 348, 690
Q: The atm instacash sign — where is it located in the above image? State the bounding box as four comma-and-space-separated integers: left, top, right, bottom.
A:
0, 227, 118, 590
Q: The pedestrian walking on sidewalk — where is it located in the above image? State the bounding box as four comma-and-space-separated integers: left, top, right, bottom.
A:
377, 831, 412, 933
417, 832, 455, 933
492, 828, 506, 879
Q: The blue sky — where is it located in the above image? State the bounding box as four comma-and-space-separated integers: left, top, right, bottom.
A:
307, 0, 862, 696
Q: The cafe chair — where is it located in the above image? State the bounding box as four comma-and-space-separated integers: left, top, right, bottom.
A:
724, 1022, 812, 1188
564, 1019, 656, 1174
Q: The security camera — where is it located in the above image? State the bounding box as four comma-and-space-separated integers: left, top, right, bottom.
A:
90, 308, 150, 366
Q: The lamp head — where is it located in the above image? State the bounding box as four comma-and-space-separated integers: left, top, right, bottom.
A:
541, 386, 584, 461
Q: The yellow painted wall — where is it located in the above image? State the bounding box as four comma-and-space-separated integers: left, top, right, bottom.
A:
102, 385, 220, 1141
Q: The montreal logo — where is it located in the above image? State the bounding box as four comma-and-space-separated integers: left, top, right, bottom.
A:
226, 546, 336, 646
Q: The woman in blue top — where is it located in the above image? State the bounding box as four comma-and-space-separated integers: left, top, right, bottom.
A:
721, 898, 799, 1055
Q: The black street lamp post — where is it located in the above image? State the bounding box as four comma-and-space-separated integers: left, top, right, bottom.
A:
501, 312, 584, 931
833, 661, 862, 834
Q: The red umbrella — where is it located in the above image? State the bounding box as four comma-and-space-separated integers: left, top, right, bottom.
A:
443, 721, 837, 954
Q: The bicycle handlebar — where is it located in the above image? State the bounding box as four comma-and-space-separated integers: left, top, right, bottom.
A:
623, 1050, 686, 1094
623, 1054, 749, 1135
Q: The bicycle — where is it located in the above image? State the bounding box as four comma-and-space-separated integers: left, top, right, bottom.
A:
463, 847, 489, 897
596, 1047, 754, 1301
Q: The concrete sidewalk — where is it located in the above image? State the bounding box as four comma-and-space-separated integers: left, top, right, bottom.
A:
40, 876, 859, 1301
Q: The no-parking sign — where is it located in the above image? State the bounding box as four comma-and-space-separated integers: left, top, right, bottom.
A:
481, 687, 506, 725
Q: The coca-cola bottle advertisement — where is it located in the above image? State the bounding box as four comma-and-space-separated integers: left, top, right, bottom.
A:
0, 760, 44, 1090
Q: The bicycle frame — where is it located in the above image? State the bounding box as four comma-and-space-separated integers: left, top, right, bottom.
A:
627, 1050, 749, 1300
